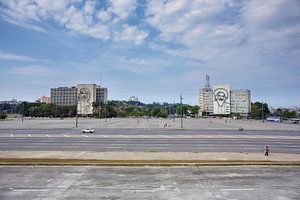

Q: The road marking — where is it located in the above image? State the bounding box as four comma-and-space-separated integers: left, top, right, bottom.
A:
140, 135, 150, 138
64, 135, 69, 137
46, 179, 52, 183
10, 134, 13, 137
101, 135, 108, 138
46, 134, 50, 137
12, 189, 48, 192
220, 188, 254, 191
82, 134, 89, 137
27, 134, 32, 137
118, 135, 129, 138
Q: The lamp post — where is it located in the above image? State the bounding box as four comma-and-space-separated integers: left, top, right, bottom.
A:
180, 94, 183, 129
75, 95, 80, 127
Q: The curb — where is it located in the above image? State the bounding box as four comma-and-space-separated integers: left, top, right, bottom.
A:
1, 158, 300, 166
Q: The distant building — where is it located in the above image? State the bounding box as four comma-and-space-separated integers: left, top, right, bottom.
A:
0, 98, 18, 105
230, 90, 251, 117
51, 86, 77, 107
51, 84, 108, 115
129, 96, 139, 102
198, 76, 251, 117
37, 96, 51, 104
199, 88, 214, 115
213, 84, 231, 115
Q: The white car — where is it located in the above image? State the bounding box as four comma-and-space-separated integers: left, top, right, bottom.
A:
82, 128, 94, 133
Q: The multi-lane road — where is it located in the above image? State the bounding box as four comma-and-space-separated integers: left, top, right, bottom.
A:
0, 129, 299, 153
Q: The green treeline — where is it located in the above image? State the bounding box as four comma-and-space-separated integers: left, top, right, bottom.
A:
1, 100, 297, 119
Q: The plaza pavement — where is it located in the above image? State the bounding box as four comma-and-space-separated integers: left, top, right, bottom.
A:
1, 117, 300, 131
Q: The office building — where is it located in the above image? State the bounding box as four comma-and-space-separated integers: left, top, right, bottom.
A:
51, 87, 77, 107
213, 84, 231, 115
198, 76, 251, 116
230, 90, 251, 117
37, 96, 52, 104
51, 84, 108, 115
199, 88, 214, 116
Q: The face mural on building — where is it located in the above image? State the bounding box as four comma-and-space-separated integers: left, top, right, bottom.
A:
78, 88, 90, 101
214, 88, 229, 107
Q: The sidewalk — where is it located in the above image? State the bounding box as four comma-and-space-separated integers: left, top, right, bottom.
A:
1, 151, 299, 166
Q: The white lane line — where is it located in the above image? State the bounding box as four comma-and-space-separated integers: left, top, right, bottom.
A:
10, 134, 13, 137
12, 189, 48, 192
98, 135, 108, 138
157, 135, 170, 138
82, 134, 89, 137
46, 134, 50, 137
140, 135, 150, 138
27, 134, 32, 137
46, 179, 52, 183
64, 135, 69, 137
118, 135, 129, 138
220, 188, 254, 191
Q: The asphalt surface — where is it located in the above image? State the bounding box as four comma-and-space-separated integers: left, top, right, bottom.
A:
0, 166, 299, 200
0, 129, 299, 153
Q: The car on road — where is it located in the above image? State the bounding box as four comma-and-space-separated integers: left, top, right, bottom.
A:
82, 128, 94, 133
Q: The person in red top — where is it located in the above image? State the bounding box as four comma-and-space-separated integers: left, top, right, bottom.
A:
264, 145, 269, 156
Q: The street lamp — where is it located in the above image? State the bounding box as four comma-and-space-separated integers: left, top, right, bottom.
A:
75, 95, 80, 127
180, 94, 183, 128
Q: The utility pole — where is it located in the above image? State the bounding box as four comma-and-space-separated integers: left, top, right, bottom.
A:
261, 101, 264, 120
180, 94, 183, 128
21, 102, 24, 123
75, 96, 79, 127
104, 102, 107, 122
173, 101, 175, 122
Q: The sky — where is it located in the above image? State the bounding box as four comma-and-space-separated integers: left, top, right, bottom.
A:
0, 0, 299, 108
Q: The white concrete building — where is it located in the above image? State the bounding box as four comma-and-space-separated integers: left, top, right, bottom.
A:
51, 84, 108, 115
213, 85, 231, 115
230, 90, 251, 117
199, 83, 251, 116
199, 88, 214, 116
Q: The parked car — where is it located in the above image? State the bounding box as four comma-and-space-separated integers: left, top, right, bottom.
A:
82, 128, 94, 133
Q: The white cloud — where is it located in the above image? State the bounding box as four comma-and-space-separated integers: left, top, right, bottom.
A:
0, 0, 148, 44
0, 52, 38, 61
146, 0, 300, 66
108, 0, 137, 20
114, 24, 149, 45
97, 10, 112, 22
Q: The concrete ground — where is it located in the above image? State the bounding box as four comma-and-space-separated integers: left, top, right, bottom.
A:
1, 117, 300, 131
1, 151, 300, 162
0, 166, 299, 200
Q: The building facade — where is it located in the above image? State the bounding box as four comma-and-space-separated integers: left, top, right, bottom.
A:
51, 84, 108, 115
230, 90, 251, 117
37, 96, 52, 104
199, 88, 214, 116
199, 84, 251, 116
51, 87, 77, 107
213, 85, 231, 115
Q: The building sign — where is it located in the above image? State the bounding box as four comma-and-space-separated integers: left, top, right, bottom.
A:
213, 85, 230, 115
77, 84, 96, 115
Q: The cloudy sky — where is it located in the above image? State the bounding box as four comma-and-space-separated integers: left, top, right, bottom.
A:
0, 0, 299, 107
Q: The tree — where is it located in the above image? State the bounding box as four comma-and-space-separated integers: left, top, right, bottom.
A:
251, 102, 270, 119
0, 113, 7, 121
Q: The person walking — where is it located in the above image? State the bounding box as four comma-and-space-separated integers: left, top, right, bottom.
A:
264, 145, 269, 157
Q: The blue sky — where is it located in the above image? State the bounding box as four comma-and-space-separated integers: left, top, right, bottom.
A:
0, 0, 299, 108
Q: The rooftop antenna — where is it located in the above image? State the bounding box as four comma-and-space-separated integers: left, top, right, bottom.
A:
205, 74, 211, 89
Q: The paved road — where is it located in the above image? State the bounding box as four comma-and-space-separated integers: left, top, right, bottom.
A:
1, 128, 300, 136
0, 166, 299, 200
0, 129, 299, 153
